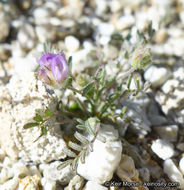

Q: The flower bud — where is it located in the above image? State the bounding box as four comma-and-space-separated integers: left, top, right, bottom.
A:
37, 52, 69, 88
131, 47, 151, 70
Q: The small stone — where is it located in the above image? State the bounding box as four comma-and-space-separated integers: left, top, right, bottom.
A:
35, 25, 56, 43
155, 29, 168, 44
154, 125, 178, 142
97, 23, 115, 36
164, 159, 184, 189
116, 154, 139, 182
94, 0, 108, 15
18, 175, 41, 190
65, 35, 80, 52
0, 44, 11, 61
33, 7, 51, 25
64, 175, 84, 190
115, 15, 135, 30
138, 168, 150, 182
0, 10, 10, 42
151, 139, 175, 160
103, 45, 118, 60
17, 23, 36, 50
179, 157, 184, 175
144, 66, 172, 88
83, 181, 107, 190
176, 143, 184, 151
161, 79, 179, 94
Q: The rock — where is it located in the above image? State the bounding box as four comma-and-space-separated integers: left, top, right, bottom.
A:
0, 176, 19, 190
116, 154, 139, 182
83, 181, 107, 190
77, 124, 122, 184
17, 23, 36, 50
97, 22, 115, 36
161, 79, 179, 94
176, 143, 184, 151
64, 175, 84, 190
65, 35, 80, 52
0, 148, 5, 161
33, 7, 51, 25
144, 66, 172, 88
18, 175, 41, 190
115, 15, 135, 30
138, 168, 150, 182
42, 161, 74, 185
35, 25, 56, 43
153, 125, 178, 142
103, 45, 118, 61
0, 44, 11, 61
94, 0, 108, 15
179, 157, 184, 175
0, 10, 10, 42
41, 178, 56, 190
109, 0, 123, 13
151, 139, 175, 160
0, 73, 67, 163
155, 29, 168, 44
164, 159, 184, 189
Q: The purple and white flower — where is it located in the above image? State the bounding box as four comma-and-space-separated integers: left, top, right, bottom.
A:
37, 52, 69, 87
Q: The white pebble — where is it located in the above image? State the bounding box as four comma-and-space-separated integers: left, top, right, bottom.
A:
144, 66, 172, 88
164, 159, 184, 189
151, 139, 175, 160
179, 157, 184, 175
65, 36, 80, 52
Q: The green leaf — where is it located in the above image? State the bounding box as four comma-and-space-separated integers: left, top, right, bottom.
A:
100, 70, 106, 86
122, 106, 127, 115
57, 160, 73, 170
74, 131, 89, 145
65, 76, 73, 87
41, 126, 47, 135
23, 122, 39, 129
80, 150, 87, 164
76, 118, 85, 125
82, 83, 94, 97
64, 148, 77, 158
33, 114, 43, 122
68, 141, 83, 152
76, 125, 86, 130
111, 33, 123, 41
124, 51, 129, 59
72, 157, 79, 170
127, 74, 133, 89
95, 67, 103, 79
44, 108, 53, 117
85, 120, 96, 136
68, 56, 72, 74
148, 21, 155, 39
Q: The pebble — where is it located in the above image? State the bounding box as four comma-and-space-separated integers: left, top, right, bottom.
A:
17, 23, 36, 50
161, 79, 179, 94
151, 139, 175, 160
0, 10, 10, 42
115, 15, 135, 30
77, 124, 122, 184
97, 23, 115, 36
64, 175, 84, 190
155, 29, 168, 44
64, 35, 80, 52
176, 143, 184, 151
154, 125, 178, 142
83, 181, 107, 190
164, 159, 184, 189
179, 157, 184, 175
144, 66, 172, 88
33, 7, 51, 25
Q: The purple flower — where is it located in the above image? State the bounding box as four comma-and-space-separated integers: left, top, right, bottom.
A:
37, 52, 69, 87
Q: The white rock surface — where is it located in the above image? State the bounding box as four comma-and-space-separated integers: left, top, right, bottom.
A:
164, 159, 184, 189
83, 181, 107, 190
161, 79, 179, 94
144, 66, 172, 88
42, 161, 74, 185
64, 175, 84, 190
77, 124, 122, 184
65, 35, 80, 52
179, 157, 184, 175
0, 72, 67, 163
151, 139, 175, 160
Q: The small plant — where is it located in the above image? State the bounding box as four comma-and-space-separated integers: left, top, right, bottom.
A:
24, 26, 153, 170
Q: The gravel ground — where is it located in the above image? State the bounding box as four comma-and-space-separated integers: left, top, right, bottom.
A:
0, 0, 184, 190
